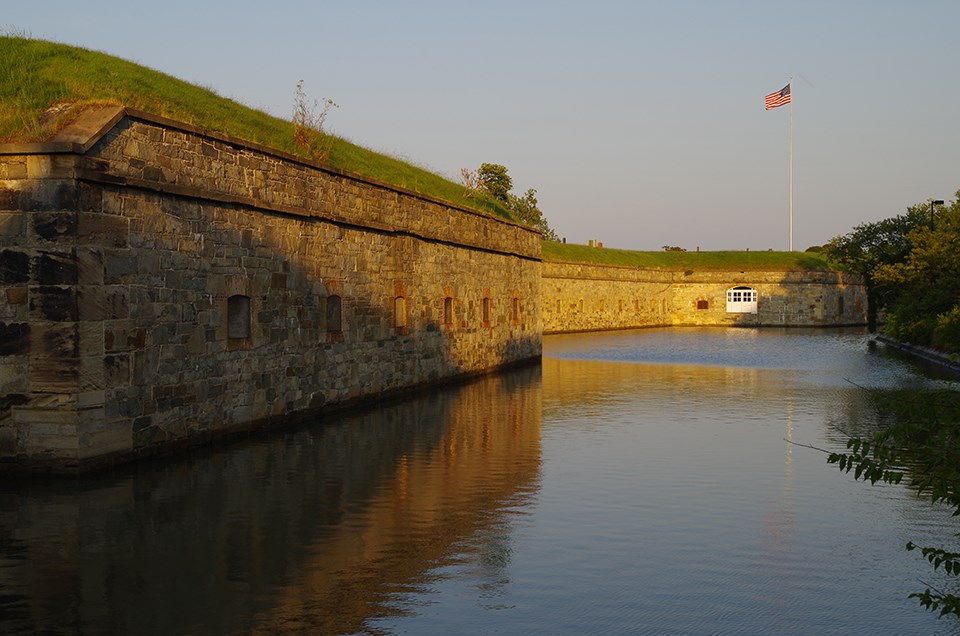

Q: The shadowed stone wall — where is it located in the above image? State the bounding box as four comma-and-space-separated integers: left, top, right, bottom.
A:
542, 261, 866, 333
0, 108, 541, 471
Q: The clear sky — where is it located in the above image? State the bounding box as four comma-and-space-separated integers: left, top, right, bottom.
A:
5, 0, 958, 250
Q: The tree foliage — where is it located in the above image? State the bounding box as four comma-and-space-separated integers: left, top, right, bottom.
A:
825, 192, 960, 342
508, 188, 558, 241
827, 388, 960, 618
467, 162, 559, 239
823, 203, 928, 329
476, 163, 513, 203
872, 197, 960, 346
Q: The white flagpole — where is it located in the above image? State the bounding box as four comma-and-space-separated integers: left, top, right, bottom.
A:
789, 78, 793, 251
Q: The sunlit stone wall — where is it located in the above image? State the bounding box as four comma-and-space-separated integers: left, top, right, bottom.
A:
0, 108, 542, 471
542, 260, 867, 333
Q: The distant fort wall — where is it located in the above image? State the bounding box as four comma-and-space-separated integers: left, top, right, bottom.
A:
0, 108, 541, 471
542, 260, 866, 333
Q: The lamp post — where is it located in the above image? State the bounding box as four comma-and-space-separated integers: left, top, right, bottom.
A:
931, 199, 945, 228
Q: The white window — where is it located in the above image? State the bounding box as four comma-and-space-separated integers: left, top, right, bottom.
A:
726, 286, 758, 314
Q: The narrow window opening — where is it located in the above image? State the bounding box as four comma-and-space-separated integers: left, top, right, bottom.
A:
697, 299, 709, 310
394, 296, 407, 330
482, 297, 491, 326
326, 295, 342, 332
444, 296, 453, 326
227, 295, 251, 339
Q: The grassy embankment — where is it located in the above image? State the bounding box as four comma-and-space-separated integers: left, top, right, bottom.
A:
0, 35, 510, 220
1, 36, 838, 272
542, 241, 834, 270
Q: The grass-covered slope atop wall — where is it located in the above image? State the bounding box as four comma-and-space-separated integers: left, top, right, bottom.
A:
543, 241, 834, 270
0, 36, 509, 219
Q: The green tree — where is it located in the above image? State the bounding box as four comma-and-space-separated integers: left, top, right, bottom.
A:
476, 163, 512, 203
472, 163, 559, 240
872, 195, 960, 347
823, 203, 930, 330
508, 188, 558, 241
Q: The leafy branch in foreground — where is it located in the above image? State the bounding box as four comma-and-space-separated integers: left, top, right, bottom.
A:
826, 436, 904, 486
812, 387, 960, 619
908, 544, 960, 618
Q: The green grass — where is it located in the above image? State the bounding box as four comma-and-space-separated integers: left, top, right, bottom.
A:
542, 241, 835, 270
0, 35, 510, 219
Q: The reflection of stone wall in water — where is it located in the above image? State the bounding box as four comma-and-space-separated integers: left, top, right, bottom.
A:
0, 367, 542, 635
542, 261, 867, 334
0, 108, 542, 471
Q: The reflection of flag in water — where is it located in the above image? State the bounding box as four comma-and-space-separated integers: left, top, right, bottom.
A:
765, 84, 791, 110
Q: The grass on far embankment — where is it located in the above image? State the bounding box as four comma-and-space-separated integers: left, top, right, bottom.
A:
542, 241, 835, 270
0, 35, 510, 219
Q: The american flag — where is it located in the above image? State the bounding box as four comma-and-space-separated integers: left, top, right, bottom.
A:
765, 84, 791, 110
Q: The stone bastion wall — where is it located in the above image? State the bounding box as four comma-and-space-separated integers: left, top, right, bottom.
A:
0, 107, 867, 472
0, 107, 542, 471
542, 260, 867, 333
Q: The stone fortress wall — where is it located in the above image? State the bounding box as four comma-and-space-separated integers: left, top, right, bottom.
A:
542, 261, 867, 333
0, 108, 541, 471
0, 108, 866, 471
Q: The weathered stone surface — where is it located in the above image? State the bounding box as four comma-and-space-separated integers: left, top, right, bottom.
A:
78, 285, 129, 321
77, 212, 129, 247
0, 212, 26, 241
29, 286, 78, 322
5, 286, 27, 307
0, 358, 28, 393
35, 251, 78, 285
32, 211, 77, 242
0, 249, 30, 284
542, 262, 866, 333
0, 322, 31, 356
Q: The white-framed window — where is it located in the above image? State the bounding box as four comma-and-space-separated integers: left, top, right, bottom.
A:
726, 286, 758, 314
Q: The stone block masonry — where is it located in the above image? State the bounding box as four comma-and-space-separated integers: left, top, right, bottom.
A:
0, 107, 541, 471
542, 261, 866, 333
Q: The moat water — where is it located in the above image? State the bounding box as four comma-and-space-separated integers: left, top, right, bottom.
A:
2, 328, 960, 635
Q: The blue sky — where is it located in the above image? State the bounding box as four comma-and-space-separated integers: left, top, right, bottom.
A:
5, 0, 958, 250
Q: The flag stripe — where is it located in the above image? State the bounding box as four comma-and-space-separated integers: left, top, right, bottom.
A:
765, 84, 791, 110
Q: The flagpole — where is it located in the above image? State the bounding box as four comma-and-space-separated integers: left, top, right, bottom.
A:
789, 78, 793, 251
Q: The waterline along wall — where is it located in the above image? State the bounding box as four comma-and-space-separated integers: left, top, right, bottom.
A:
0, 107, 542, 471
542, 261, 866, 333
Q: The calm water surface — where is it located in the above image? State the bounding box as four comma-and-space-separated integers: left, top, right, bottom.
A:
2, 327, 959, 635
